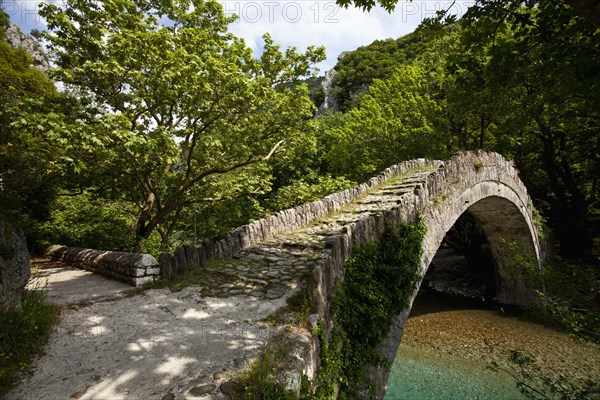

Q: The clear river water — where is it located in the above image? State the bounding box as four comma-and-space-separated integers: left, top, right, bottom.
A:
385, 344, 521, 399
383, 290, 599, 400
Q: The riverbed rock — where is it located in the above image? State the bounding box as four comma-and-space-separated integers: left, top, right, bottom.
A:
0, 220, 31, 310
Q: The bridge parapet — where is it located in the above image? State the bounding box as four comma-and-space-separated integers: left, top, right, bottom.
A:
159, 158, 439, 279
46, 246, 160, 286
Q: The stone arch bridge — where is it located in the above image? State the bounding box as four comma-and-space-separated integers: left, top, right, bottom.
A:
154, 150, 542, 398
45, 150, 541, 399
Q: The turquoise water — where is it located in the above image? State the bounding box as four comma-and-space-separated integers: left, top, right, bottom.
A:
385, 345, 522, 400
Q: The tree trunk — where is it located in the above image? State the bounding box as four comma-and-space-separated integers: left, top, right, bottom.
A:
133, 191, 156, 253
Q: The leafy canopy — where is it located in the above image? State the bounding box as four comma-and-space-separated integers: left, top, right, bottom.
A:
318, 0, 600, 257
331, 33, 425, 112
0, 10, 62, 226
39, 0, 325, 251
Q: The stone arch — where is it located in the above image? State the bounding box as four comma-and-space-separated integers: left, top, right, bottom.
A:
372, 152, 542, 399
420, 183, 541, 306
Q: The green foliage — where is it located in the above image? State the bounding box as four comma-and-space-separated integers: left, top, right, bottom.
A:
233, 343, 298, 400
454, 1, 600, 257
320, 0, 600, 258
304, 76, 326, 108
534, 291, 600, 343
502, 240, 600, 342
39, 0, 325, 251
331, 33, 425, 112
262, 290, 314, 328
175, 196, 266, 246
0, 9, 9, 28
0, 290, 58, 396
314, 218, 426, 398
268, 175, 355, 211
35, 193, 136, 251
319, 64, 447, 182
530, 257, 600, 342
0, 12, 62, 227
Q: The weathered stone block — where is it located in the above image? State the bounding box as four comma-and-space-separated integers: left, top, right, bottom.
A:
175, 247, 187, 273
47, 246, 159, 287
131, 275, 156, 286
184, 245, 199, 268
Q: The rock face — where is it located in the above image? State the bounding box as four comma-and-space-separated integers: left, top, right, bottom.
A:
0, 220, 31, 310
4, 23, 49, 70
317, 68, 338, 115
316, 51, 351, 115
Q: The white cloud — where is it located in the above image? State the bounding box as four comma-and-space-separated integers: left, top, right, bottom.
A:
2, 0, 474, 74
223, 0, 474, 72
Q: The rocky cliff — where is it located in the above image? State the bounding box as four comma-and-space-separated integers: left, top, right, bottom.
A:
4, 23, 49, 70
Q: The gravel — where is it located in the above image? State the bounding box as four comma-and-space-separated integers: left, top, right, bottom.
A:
399, 291, 600, 392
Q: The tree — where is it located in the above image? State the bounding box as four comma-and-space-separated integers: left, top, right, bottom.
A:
337, 0, 600, 29
319, 63, 446, 182
40, 0, 325, 252
320, 0, 599, 257
0, 10, 62, 227
331, 33, 425, 112
455, 1, 600, 257
563, 0, 600, 28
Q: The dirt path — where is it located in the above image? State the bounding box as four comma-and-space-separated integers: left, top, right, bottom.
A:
27, 259, 132, 305
9, 261, 293, 400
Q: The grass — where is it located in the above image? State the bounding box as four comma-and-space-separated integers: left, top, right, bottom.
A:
262, 290, 313, 327
0, 290, 58, 396
232, 332, 306, 400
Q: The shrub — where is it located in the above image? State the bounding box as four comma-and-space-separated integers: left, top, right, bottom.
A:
0, 290, 57, 395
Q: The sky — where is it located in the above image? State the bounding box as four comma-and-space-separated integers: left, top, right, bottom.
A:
1, 0, 473, 73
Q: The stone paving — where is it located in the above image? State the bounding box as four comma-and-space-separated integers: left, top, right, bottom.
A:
172, 166, 441, 303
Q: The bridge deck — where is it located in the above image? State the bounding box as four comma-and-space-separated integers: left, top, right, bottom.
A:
194, 166, 440, 301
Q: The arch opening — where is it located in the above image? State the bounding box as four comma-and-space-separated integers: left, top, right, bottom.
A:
424, 211, 497, 302
422, 194, 541, 306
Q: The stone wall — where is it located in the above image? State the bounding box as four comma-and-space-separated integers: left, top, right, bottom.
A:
47, 246, 159, 286
159, 157, 434, 280
0, 221, 31, 310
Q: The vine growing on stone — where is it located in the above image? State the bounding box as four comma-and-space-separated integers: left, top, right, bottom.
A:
314, 217, 426, 398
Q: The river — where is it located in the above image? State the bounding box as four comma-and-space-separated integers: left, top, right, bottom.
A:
385, 290, 600, 399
